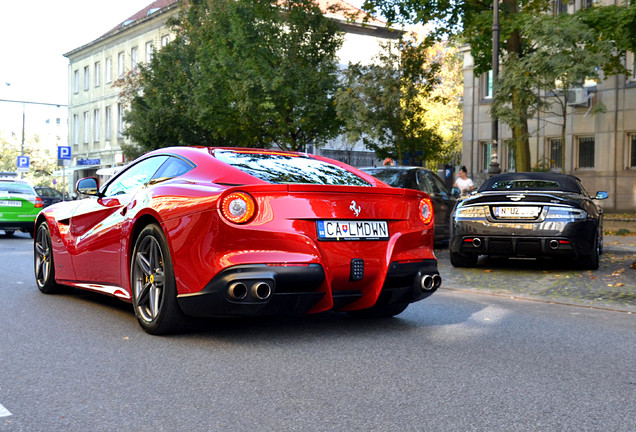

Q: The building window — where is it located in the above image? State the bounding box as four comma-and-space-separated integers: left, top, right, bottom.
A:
83, 111, 90, 144
629, 52, 636, 81
145, 41, 154, 63
131, 47, 138, 72
553, 0, 568, 15
578, 136, 595, 168
161, 35, 170, 47
73, 70, 79, 94
581, 0, 594, 10
117, 103, 125, 138
483, 70, 493, 100
105, 106, 112, 140
105, 57, 112, 83
629, 134, 636, 168
83, 66, 89, 91
94, 62, 101, 87
549, 138, 562, 170
73, 114, 79, 144
480, 141, 492, 172
94, 109, 100, 142
118, 52, 125, 77
505, 140, 515, 172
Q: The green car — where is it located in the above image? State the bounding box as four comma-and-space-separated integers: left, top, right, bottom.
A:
0, 177, 43, 237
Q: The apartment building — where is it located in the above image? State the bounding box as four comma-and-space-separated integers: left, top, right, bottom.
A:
63, 0, 399, 188
461, 0, 636, 211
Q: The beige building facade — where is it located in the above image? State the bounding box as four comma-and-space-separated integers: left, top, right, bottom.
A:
63, 0, 399, 190
461, 0, 636, 211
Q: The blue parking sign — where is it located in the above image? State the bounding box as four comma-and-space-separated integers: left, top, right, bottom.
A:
58, 146, 72, 160
17, 156, 29, 170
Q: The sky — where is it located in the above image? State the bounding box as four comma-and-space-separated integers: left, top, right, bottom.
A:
1, 0, 366, 106
0, 0, 365, 137
1, 0, 156, 105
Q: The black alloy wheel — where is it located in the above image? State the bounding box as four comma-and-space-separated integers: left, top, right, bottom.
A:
131, 224, 188, 334
34, 222, 62, 293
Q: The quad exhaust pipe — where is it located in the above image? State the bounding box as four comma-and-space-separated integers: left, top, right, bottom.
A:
227, 282, 248, 300
251, 282, 273, 300
227, 280, 273, 301
421, 273, 442, 291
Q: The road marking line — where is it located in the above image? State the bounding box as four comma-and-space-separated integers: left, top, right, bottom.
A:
0, 403, 11, 417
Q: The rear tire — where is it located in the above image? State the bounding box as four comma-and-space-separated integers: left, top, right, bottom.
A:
450, 251, 478, 268
131, 224, 189, 335
578, 233, 599, 270
34, 222, 64, 293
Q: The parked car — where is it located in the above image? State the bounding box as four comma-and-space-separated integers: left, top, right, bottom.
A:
361, 166, 459, 243
449, 172, 608, 269
34, 186, 64, 208
0, 175, 43, 237
34, 147, 442, 334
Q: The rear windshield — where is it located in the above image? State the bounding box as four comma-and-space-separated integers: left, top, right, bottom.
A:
0, 182, 36, 195
487, 180, 561, 190
480, 178, 584, 194
214, 150, 370, 186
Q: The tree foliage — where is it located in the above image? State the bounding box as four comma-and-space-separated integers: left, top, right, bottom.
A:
361, 0, 636, 172
334, 35, 445, 166
492, 12, 625, 171
120, 0, 344, 158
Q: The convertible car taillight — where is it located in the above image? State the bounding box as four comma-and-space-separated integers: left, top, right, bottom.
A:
545, 207, 587, 220
221, 192, 256, 224
419, 197, 433, 225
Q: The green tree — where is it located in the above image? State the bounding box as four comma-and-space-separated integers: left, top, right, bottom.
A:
120, 0, 344, 157
361, 0, 636, 172
493, 12, 625, 172
335, 35, 444, 166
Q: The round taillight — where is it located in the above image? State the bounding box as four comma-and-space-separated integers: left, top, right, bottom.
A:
221, 192, 256, 224
419, 197, 433, 225
35, 197, 44, 208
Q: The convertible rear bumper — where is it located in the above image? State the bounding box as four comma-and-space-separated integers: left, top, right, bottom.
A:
450, 218, 598, 258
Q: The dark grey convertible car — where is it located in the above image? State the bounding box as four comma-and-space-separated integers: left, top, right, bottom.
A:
449, 172, 608, 269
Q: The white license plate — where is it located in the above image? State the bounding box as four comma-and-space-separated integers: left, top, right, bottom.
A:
0, 200, 21, 207
494, 206, 540, 219
317, 220, 389, 241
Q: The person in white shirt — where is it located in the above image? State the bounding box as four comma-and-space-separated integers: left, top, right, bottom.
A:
453, 166, 475, 197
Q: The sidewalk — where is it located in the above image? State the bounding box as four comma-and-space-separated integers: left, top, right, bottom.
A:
436, 234, 636, 314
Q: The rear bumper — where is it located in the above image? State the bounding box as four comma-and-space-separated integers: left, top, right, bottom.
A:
450, 218, 597, 258
176, 260, 440, 318
0, 221, 35, 232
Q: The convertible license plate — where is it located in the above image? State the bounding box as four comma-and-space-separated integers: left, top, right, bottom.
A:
0, 200, 21, 207
494, 206, 540, 219
317, 220, 389, 241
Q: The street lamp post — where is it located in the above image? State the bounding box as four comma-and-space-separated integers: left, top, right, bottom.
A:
488, 0, 502, 176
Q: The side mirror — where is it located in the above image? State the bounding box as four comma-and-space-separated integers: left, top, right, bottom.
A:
76, 177, 100, 196
450, 187, 461, 198
594, 191, 608, 200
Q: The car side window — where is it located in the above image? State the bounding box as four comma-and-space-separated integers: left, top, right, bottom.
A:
416, 171, 435, 194
103, 156, 168, 197
428, 173, 449, 195
151, 157, 194, 183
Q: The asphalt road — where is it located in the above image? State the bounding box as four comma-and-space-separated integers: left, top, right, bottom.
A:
1, 232, 635, 431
